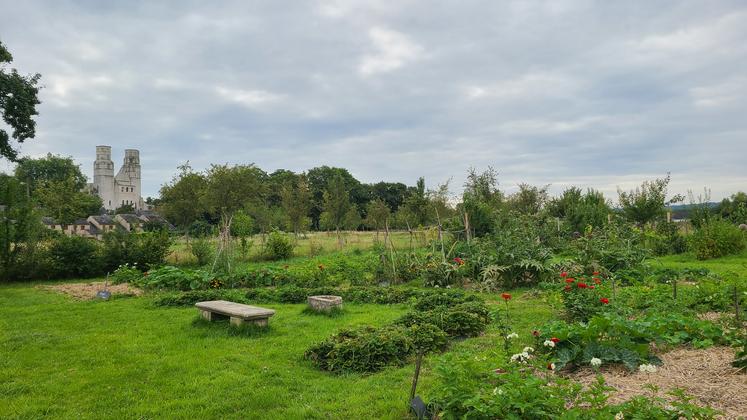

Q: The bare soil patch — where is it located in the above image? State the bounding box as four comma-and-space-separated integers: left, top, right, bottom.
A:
571, 347, 746, 419
40, 282, 143, 300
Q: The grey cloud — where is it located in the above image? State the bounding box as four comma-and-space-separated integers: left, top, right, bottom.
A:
0, 0, 745, 201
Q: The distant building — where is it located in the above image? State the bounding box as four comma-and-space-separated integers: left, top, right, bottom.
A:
42, 211, 175, 240
89, 145, 144, 211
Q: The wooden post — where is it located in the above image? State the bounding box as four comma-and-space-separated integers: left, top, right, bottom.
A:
409, 353, 424, 402
464, 212, 471, 243
735, 285, 741, 323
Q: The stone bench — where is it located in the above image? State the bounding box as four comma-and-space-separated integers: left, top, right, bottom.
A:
307, 295, 343, 313
195, 300, 275, 327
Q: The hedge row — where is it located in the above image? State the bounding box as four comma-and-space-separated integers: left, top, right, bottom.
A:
153, 286, 476, 307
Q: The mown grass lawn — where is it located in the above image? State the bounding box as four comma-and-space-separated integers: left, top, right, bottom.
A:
0, 282, 555, 419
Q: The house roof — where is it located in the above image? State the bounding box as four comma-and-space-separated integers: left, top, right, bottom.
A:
41, 216, 57, 225
90, 215, 116, 225
119, 214, 142, 223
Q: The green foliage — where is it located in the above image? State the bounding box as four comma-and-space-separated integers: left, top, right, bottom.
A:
547, 187, 611, 233
617, 174, 683, 226
647, 221, 688, 256
304, 325, 414, 373
0, 174, 45, 281
305, 291, 488, 373
263, 230, 295, 260
101, 230, 172, 271
133, 265, 216, 291
470, 212, 554, 289
559, 274, 611, 321
187, 220, 214, 237
189, 238, 214, 266
690, 218, 746, 260
570, 223, 649, 274
0, 40, 41, 161
539, 312, 724, 371
428, 354, 719, 419
110, 263, 142, 284
45, 235, 101, 278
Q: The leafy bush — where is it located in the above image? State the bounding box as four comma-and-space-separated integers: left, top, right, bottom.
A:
45, 235, 102, 278
647, 221, 688, 256
153, 289, 249, 306
570, 223, 649, 274
264, 230, 295, 260
690, 219, 746, 260
305, 325, 414, 373
110, 263, 142, 284
190, 238, 214, 266
559, 272, 612, 321
538, 312, 723, 371
101, 230, 172, 271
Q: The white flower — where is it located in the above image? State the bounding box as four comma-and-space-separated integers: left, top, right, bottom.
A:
522, 346, 534, 354
548, 362, 556, 371
590, 357, 602, 367
492, 387, 503, 396
543, 340, 555, 348
510, 352, 532, 363
638, 364, 658, 373
614, 412, 624, 420
506, 333, 519, 340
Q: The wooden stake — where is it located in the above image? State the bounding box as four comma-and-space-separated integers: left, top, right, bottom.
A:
410, 353, 423, 402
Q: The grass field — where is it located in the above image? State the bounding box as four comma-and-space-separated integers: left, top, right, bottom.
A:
1, 249, 745, 418
166, 230, 436, 266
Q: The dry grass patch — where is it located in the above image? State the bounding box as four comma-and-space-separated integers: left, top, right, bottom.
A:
40, 282, 143, 300
571, 347, 746, 419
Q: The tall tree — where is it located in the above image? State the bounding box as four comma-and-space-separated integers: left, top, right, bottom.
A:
0, 174, 44, 281
365, 198, 390, 239
14, 154, 87, 193
0, 41, 41, 161
617, 174, 683, 227
403, 177, 429, 227
158, 163, 208, 228
281, 174, 312, 236
320, 174, 354, 246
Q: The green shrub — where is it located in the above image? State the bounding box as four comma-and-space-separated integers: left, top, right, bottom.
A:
559, 273, 611, 321
46, 235, 102, 278
538, 312, 723, 371
153, 289, 248, 306
305, 325, 413, 373
133, 265, 214, 291
264, 230, 294, 260
690, 219, 746, 260
110, 263, 142, 284
190, 238, 214, 266
101, 230, 172, 271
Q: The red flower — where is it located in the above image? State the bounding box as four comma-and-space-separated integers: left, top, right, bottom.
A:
532, 330, 540, 337
453, 257, 465, 265
560, 271, 568, 278
501, 293, 512, 301
550, 337, 560, 343
589, 285, 595, 289
600, 298, 609, 304
577, 282, 588, 289
593, 278, 601, 284
564, 285, 572, 292
593, 271, 600, 275
565, 278, 575, 283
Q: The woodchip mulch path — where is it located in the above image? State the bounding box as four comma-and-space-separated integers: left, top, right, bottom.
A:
39, 282, 143, 300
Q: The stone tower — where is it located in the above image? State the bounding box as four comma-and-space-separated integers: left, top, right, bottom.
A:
91, 146, 144, 211
93, 145, 115, 209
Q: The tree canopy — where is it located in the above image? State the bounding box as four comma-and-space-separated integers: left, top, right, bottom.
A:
0, 41, 41, 162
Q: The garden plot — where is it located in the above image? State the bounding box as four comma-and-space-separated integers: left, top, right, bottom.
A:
571, 346, 747, 419
39, 282, 142, 300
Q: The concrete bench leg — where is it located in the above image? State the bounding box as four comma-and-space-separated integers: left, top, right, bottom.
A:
230, 317, 269, 327
202, 310, 229, 322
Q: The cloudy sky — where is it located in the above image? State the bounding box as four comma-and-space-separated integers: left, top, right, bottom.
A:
1, 0, 746, 201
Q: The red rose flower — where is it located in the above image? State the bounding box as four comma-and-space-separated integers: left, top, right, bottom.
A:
565, 278, 575, 283
600, 298, 609, 304
453, 257, 465, 265
501, 293, 512, 301
577, 282, 588, 289
551, 337, 560, 343
560, 272, 568, 278
593, 271, 600, 275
